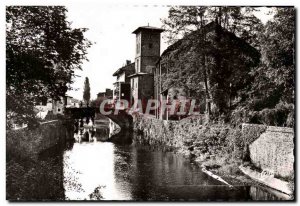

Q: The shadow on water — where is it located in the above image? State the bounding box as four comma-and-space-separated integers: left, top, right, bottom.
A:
62, 117, 289, 201
9, 115, 291, 201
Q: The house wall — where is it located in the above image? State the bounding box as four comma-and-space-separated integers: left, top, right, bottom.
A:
130, 76, 139, 106
135, 74, 154, 112
35, 102, 53, 112
53, 97, 65, 115
117, 72, 126, 82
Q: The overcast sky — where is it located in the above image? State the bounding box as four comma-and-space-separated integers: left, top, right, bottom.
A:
65, 5, 273, 100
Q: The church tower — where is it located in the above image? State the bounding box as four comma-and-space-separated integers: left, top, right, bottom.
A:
129, 26, 164, 109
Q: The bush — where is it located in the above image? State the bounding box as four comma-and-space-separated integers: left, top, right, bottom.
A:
7, 158, 64, 200
257, 102, 294, 126
231, 102, 294, 127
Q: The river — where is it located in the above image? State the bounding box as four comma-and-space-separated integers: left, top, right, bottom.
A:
37, 118, 289, 201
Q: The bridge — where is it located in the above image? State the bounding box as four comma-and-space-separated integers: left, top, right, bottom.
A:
65, 107, 133, 143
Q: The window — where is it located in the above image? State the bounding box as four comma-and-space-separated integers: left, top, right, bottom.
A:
58, 108, 61, 112
149, 43, 153, 49
136, 59, 140, 72
136, 43, 140, 53
136, 34, 140, 54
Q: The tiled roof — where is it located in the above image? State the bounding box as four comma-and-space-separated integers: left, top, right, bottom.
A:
132, 26, 164, 34
112, 62, 135, 76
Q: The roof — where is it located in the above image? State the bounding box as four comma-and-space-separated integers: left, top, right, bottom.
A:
132, 26, 164, 34
158, 21, 260, 65
160, 21, 217, 58
128, 72, 150, 78
112, 62, 135, 77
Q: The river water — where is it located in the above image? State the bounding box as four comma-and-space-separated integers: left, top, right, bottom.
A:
33, 117, 290, 201
53, 118, 288, 201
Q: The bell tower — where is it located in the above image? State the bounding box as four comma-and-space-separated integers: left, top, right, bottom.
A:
129, 26, 164, 109
133, 26, 164, 73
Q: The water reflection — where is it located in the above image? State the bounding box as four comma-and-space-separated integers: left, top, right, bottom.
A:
62, 116, 290, 201
250, 185, 291, 200
63, 139, 289, 201
64, 142, 127, 200
73, 117, 113, 143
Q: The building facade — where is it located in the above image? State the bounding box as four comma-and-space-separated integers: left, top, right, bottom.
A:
112, 60, 135, 105
97, 88, 113, 99
154, 21, 260, 119
35, 96, 68, 119
129, 26, 164, 110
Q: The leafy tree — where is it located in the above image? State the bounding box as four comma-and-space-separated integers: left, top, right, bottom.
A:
260, 7, 295, 104
237, 7, 295, 126
83, 77, 91, 105
6, 6, 91, 127
162, 6, 263, 48
161, 7, 261, 117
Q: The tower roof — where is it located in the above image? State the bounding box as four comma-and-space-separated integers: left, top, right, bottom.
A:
132, 26, 164, 34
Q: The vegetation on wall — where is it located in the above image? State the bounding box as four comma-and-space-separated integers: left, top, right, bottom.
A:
161, 7, 295, 127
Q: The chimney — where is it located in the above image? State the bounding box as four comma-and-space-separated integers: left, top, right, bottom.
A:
126, 60, 131, 65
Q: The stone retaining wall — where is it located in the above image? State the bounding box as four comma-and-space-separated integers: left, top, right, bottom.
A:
133, 114, 294, 179
246, 124, 294, 178
6, 119, 74, 160
133, 113, 215, 157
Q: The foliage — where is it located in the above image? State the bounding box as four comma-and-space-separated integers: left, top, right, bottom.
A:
160, 20, 260, 116
6, 6, 91, 126
6, 120, 74, 200
232, 8, 295, 127
161, 6, 295, 126
83, 77, 91, 105
247, 8, 295, 106
162, 6, 264, 48
89, 186, 105, 200
262, 8, 295, 104
7, 158, 65, 200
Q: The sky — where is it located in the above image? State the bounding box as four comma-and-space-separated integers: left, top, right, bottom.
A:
65, 5, 274, 100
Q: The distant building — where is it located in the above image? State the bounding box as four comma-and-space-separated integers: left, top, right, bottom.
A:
52, 97, 65, 114
34, 98, 62, 118
112, 60, 135, 105
35, 95, 80, 119
65, 96, 80, 108
97, 88, 113, 99
129, 26, 164, 110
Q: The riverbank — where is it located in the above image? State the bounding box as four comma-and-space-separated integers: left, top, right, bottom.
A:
132, 113, 294, 198
6, 119, 74, 200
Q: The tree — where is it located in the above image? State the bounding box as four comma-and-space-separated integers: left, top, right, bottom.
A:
161, 7, 261, 117
236, 7, 295, 127
83, 77, 91, 105
162, 6, 263, 48
6, 6, 91, 127
261, 7, 295, 104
